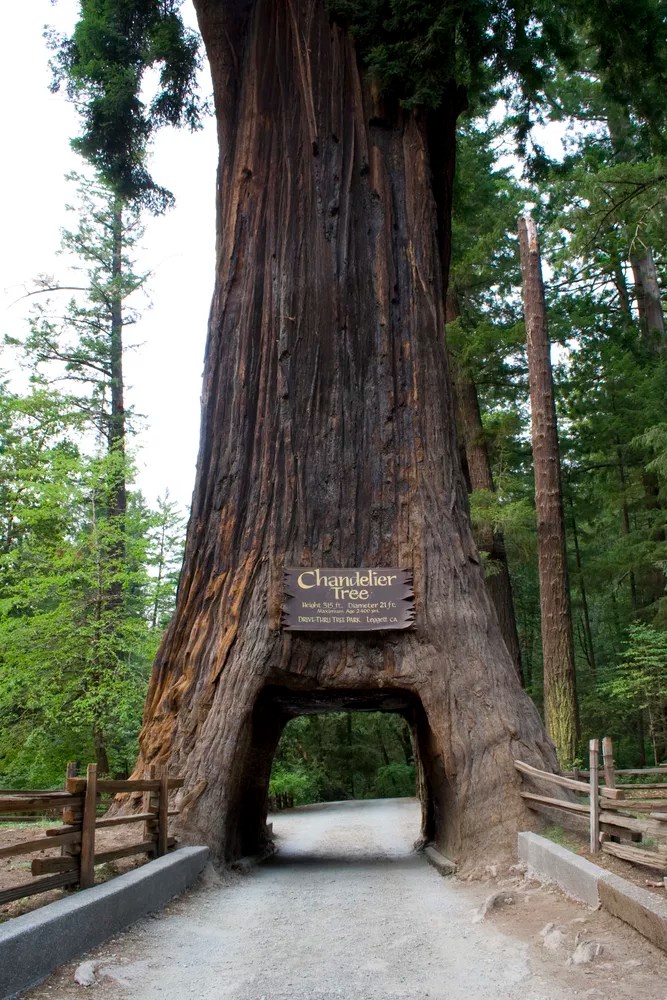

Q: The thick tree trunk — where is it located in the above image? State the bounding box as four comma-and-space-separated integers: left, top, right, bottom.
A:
138, 0, 557, 866
446, 294, 524, 683
519, 215, 579, 766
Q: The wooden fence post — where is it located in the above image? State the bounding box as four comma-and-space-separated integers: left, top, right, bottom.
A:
62, 762, 80, 867
589, 739, 600, 854
65, 761, 79, 786
602, 737, 616, 789
143, 764, 158, 852
157, 768, 169, 857
79, 763, 97, 889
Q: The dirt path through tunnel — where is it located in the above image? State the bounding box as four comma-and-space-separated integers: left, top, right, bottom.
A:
25, 799, 667, 999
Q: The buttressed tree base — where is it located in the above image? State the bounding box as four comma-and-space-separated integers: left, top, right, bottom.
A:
138, 0, 559, 866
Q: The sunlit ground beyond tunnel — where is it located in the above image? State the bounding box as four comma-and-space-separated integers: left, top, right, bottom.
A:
267, 710, 420, 863
268, 797, 422, 865
269, 711, 417, 809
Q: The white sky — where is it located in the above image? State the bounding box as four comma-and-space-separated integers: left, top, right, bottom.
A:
0, 0, 218, 514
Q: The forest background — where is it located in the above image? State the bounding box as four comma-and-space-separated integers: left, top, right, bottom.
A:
0, 0, 665, 803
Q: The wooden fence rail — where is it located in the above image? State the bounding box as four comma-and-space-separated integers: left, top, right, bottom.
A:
515, 737, 667, 879
0, 763, 183, 906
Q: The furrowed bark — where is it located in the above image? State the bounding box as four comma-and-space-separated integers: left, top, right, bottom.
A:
631, 248, 665, 350
137, 0, 557, 866
519, 215, 579, 766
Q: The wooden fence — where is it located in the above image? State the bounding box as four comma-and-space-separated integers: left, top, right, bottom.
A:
268, 792, 295, 811
0, 763, 183, 907
516, 737, 667, 877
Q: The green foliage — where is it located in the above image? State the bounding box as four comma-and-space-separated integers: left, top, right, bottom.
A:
605, 624, 667, 764
270, 712, 415, 805
538, 81, 667, 640
327, 0, 667, 156
0, 174, 184, 787
442, 78, 666, 755
373, 762, 416, 798
146, 492, 186, 630
637, 424, 667, 481
9, 174, 147, 445
269, 764, 319, 806
0, 383, 178, 786
327, 0, 564, 112
48, 1, 204, 210
468, 490, 535, 565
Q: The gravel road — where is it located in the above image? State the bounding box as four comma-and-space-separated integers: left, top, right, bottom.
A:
27, 798, 667, 1000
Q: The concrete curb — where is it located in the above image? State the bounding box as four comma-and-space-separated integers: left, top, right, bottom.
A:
518, 831, 602, 907
424, 844, 457, 876
518, 831, 667, 954
0, 846, 208, 999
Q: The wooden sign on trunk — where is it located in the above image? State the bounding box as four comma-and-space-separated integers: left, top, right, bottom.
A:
282, 568, 415, 632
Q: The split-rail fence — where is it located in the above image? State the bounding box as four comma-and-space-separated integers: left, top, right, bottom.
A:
516, 736, 667, 877
0, 763, 183, 907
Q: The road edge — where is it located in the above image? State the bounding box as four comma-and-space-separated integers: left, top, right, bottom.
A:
518, 831, 667, 953
424, 843, 457, 876
0, 845, 209, 1000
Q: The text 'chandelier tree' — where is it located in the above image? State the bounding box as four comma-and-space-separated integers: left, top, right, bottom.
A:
138, 0, 558, 865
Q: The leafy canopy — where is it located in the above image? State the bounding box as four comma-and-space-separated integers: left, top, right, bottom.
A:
327, 0, 667, 154
48, 0, 204, 211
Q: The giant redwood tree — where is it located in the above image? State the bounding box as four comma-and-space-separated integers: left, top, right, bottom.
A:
134, 0, 563, 867
60, 0, 666, 864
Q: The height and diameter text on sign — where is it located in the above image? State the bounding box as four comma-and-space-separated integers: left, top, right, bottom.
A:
282, 568, 415, 631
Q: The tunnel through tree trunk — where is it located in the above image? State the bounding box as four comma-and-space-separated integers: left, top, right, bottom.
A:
137, 0, 558, 867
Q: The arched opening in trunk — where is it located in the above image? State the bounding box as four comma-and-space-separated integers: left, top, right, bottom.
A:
229, 685, 452, 861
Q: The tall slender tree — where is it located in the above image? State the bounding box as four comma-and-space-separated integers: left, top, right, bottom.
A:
43, 0, 203, 771
48, 0, 203, 211
11, 178, 168, 772
519, 215, 579, 764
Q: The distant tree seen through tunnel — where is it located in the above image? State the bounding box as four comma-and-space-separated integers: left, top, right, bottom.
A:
269, 713, 416, 807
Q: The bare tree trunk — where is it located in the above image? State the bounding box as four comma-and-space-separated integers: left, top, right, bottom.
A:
107, 196, 127, 561
375, 717, 390, 766
93, 199, 128, 773
613, 258, 633, 319
637, 711, 647, 767
137, 0, 558, 867
566, 492, 596, 675
631, 248, 665, 350
615, 440, 640, 610
519, 215, 579, 765
630, 249, 667, 609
